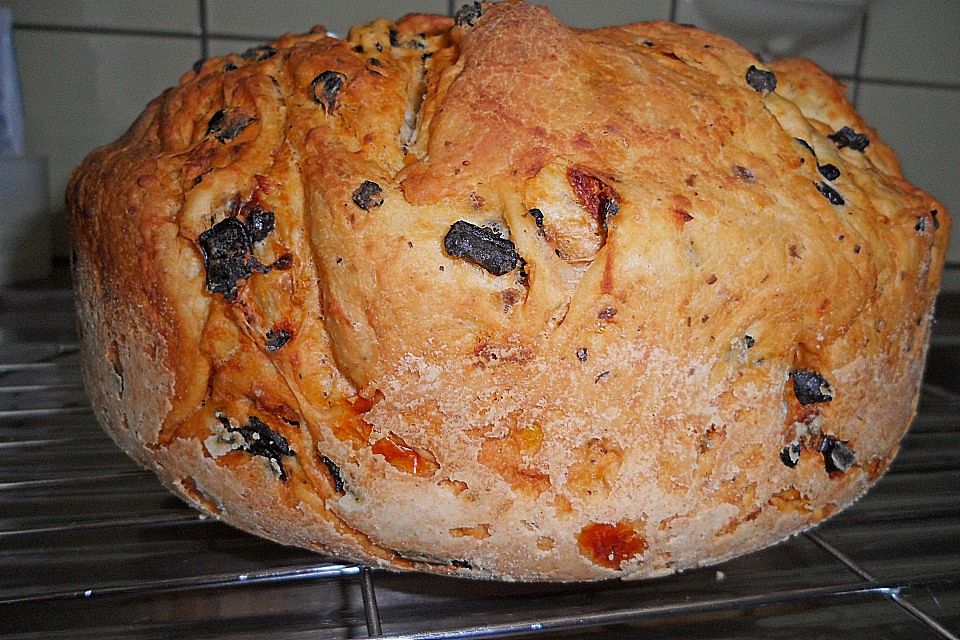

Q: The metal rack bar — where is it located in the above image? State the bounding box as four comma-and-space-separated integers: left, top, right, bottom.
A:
361, 567, 383, 638
0, 562, 363, 606
807, 531, 959, 639
0, 382, 84, 393
0, 511, 209, 538
371, 583, 911, 640
0, 406, 92, 418
0, 469, 147, 490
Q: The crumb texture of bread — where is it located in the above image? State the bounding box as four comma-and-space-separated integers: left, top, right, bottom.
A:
67, 1, 950, 581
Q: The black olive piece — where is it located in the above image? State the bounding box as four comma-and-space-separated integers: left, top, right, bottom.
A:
790, 369, 834, 405
389, 28, 400, 47
197, 216, 271, 300
931, 210, 940, 230
444, 220, 520, 276
206, 109, 228, 136
780, 442, 801, 468
272, 253, 294, 270
265, 328, 292, 352
224, 62, 238, 72
516, 257, 529, 287
375, 42, 383, 52
369, 58, 382, 66
733, 165, 756, 184
819, 436, 856, 473
198, 217, 255, 299
352, 44, 364, 53
217, 114, 255, 143
310, 70, 347, 114
421, 52, 434, 61
192, 58, 206, 73
320, 455, 346, 493
528, 208, 544, 228
602, 198, 620, 222
744, 334, 756, 349
817, 163, 841, 181
577, 348, 588, 363
245, 205, 275, 242
795, 138, 817, 158
242, 45, 277, 62
916, 217, 927, 233
828, 126, 870, 152
455, 1, 483, 27
218, 413, 295, 480
745, 65, 777, 94
815, 181, 845, 206
352, 181, 384, 210
206, 109, 255, 143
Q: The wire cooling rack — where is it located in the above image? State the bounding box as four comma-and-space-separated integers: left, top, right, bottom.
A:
1, 285, 958, 639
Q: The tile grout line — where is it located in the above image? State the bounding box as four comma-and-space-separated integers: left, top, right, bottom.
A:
805, 532, 958, 639
669, 0, 679, 22
851, 8, 869, 107
198, 0, 209, 59
9, 20, 960, 94
11, 22, 199, 40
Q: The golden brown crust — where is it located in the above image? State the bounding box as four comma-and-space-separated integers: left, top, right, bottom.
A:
67, 1, 950, 581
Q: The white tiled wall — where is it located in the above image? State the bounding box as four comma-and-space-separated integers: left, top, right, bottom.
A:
207, 0, 446, 39
5, 0, 199, 32
4, 0, 959, 285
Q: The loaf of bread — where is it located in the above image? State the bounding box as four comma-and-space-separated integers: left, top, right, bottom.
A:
67, 0, 950, 581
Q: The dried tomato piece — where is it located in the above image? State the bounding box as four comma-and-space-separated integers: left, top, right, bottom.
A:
568, 167, 621, 231
444, 221, 519, 276
828, 126, 870, 152
372, 433, 439, 477
311, 71, 347, 114
745, 65, 777, 94
577, 521, 648, 569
